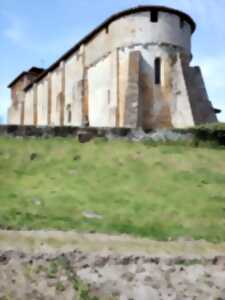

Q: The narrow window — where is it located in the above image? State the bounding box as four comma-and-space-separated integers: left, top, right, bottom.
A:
68, 110, 72, 123
56, 93, 63, 112
154, 57, 161, 85
67, 104, 72, 123
151, 10, 158, 23
106, 26, 109, 34
180, 18, 185, 28
107, 90, 111, 105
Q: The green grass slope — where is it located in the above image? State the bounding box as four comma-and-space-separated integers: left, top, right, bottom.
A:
0, 137, 225, 242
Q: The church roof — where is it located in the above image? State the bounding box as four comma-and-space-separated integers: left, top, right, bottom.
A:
8, 67, 45, 88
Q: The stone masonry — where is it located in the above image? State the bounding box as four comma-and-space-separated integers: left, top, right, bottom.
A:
7, 6, 219, 129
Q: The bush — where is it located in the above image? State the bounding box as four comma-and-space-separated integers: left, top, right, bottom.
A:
188, 123, 225, 146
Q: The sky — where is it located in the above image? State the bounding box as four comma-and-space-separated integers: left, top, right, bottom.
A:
1, 0, 225, 123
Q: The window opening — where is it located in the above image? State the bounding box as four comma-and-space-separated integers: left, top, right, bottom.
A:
155, 57, 161, 85
151, 10, 158, 23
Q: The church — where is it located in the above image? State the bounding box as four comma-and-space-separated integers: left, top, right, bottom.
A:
8, 6, 219, 129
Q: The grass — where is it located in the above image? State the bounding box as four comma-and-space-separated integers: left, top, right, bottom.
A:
0, 136, 225, 242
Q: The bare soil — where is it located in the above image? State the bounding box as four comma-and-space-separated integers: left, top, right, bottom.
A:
0, 231, 225, 299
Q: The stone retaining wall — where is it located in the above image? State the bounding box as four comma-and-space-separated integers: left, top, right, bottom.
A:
0, 125, 130, 139
0, 125, 225, 145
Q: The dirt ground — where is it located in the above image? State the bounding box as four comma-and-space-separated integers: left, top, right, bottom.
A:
0, 231, 225, 300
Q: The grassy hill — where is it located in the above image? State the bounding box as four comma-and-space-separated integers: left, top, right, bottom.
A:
0, 136, 225, 242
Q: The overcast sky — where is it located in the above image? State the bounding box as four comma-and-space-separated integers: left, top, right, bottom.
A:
1, 0, 225, 123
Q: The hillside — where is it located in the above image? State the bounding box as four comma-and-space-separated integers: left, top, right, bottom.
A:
0, 136, 225, 242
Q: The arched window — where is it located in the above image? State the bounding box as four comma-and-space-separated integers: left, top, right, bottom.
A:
154, 57, 161, 85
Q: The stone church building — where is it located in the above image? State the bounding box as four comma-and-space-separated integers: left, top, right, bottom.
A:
8, 6, 219, 129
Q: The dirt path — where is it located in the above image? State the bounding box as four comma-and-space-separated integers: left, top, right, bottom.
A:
0, 230, 225, 258
0, 231, 225, 299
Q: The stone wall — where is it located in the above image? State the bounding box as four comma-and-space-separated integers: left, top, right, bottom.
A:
7, 8, 218, 129
8, 10, 195, 129
170, 53, 195, 128
0, 125, 130, 139
24, 89, 34, 125
1, 125, 225, 145
183, 65, 218, 124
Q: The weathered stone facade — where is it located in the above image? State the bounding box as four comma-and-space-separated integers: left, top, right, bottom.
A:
8, 6, 219, 129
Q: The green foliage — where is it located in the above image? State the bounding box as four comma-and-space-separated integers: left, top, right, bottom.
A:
56, 282, 66, 292
175, 259, 201, 266
47, 261, 58, 278
45, 257, 100, 299
73, 278, 98, 300
194, 122, 225, 131
0, 137, 225, 242
189, 123, 225, 146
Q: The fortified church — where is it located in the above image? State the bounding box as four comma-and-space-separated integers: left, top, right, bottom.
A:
8, 6, 219, 128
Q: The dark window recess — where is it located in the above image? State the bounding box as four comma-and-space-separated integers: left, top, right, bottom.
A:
151, 10, 158, 23
108, 90, 111, 105
180, 18, 185, 28
67, 105, 72, 123
106, 26, 109, 34
57, 93, 63, 112
68, 111, 72, 123
154, 57, 161, 85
